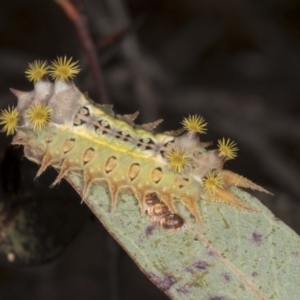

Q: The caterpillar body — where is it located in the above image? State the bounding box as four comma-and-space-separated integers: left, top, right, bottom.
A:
0, 57, 270, 228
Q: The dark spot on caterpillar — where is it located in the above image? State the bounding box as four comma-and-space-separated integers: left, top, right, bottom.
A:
80, 106, 90, 116
117, 131, 131, 138
145, 145, 152, 150
99, 119, 110, 129
73, 118, 85, 126
252, 271, 258, 277
139, 137, 154, 145
209, 296, 227, 300
252, 232, 263, 245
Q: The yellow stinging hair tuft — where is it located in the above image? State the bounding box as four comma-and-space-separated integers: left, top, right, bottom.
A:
203, 171, 224, 195
0, 107, 19, 135
217, 138, 238, 160
25, 60, 49, 82
181, 114, 207, 134
49, 56, 80, 81
165, 148, 191, 173
26, 103, 51, 131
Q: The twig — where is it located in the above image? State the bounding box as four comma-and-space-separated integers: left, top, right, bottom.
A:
55, 0, 109, 104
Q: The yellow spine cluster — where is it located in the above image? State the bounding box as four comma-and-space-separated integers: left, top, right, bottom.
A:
0, 107, 19, 135
217, 138, 238, 160
181, 115, 207, 134
203, 171, 224, 195
26, 103, 51, 131
25, 60, 49, 82
165, 148, 191, 173
49, 56, 80, 81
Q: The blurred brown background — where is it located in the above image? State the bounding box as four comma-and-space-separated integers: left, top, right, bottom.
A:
0, 0, 300, 299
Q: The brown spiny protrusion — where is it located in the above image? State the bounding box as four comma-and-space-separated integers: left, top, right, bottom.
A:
123, 111, 139, 122
220, 170, 272, 195
160, 194, 177, 213
51, 160, 74, 186
206, 187, 258, 212
36, 151, 58, 178
141, 119, 163, 131
180, 196, 203, 227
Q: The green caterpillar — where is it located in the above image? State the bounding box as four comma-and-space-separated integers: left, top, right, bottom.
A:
0, 57, 270, 228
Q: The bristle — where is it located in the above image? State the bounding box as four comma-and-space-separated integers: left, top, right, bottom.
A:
217, 138, 238, 160
51, 162, 70, 187
220, 170, 272, 194
181, 115, 207, 134
141, 119, 163, 131
25, 60, 49, 82
50, 56, 80, 81
160, 194, 177, 213
206, 187, 258, 212
10, 88, 26, 98
180, 196, 203, 227
0, 107, 19, 135
124, 111, 139, 121
35, 152, 55, 178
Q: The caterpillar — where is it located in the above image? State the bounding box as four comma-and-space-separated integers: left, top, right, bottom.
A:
0, 57, 271, 228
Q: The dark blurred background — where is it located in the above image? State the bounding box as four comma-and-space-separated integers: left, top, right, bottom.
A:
0, 0, 300, 299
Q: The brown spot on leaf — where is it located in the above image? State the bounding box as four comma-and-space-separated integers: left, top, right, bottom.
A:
148, 273, 176, 292
221, 272, 231, 282
177, 285, 190, 295
194, 260, 209, 270
145, 225, 155, 236
252, 232, 263, 245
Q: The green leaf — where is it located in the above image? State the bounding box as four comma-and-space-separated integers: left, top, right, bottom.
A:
66, 173, 300, 300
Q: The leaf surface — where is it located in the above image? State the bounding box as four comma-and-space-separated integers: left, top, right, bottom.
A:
66, 173, 300, 300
